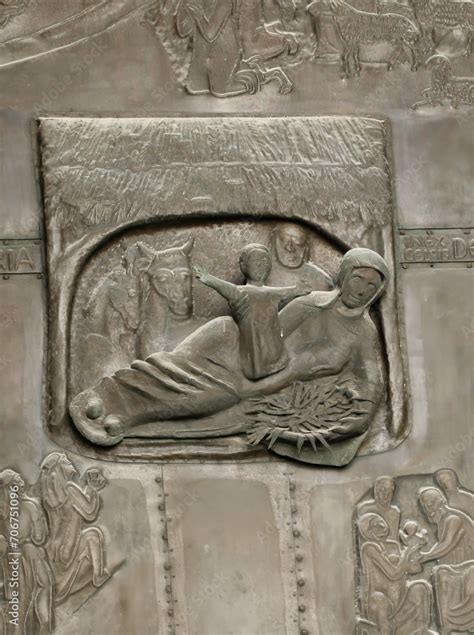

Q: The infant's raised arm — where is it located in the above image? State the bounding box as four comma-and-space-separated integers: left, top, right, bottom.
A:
194, 266, 238, 301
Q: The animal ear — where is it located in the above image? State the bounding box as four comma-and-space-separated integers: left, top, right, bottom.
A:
136, 242, 157, 260
181, 237, 195, 256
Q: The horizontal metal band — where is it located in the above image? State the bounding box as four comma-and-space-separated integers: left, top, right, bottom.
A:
398, 228, 474, 267
0, 239, 43, 276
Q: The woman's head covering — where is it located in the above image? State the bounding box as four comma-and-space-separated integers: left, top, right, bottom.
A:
336, 248, 389, 308
40, 452, 70, 509
358, 512, 386, 543
0, 469, 24, 490
40, 451, 67, 473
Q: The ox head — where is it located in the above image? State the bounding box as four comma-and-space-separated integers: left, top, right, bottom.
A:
141, 237, 195, 319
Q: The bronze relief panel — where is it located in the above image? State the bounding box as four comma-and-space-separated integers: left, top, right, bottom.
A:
39, 115, 408, 467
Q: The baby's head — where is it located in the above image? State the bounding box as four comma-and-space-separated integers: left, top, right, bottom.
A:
403, 520, 419, 536
239, 244, 272, 283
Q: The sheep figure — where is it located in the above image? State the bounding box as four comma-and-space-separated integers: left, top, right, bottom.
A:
412, 54, 474, 108
310, 0, 420, 78
410, 0, 474, 56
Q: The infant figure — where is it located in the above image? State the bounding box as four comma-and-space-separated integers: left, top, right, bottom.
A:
194, 243, 310, 380
399, 519, 428, 568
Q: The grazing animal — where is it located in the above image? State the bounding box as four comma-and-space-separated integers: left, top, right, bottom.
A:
315, 0, 420, 78
412, 54, 474, 108
410, 0, 474, 55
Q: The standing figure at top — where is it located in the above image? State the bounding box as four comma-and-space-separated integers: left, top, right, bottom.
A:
194, 243, 310, 380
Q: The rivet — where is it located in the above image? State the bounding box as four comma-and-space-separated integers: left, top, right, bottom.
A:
298, 605, 306, 613
293, 529, 301, 537
295, 554, 304, 562
155, 476, 162, 483
164, 563, 171, 570
402, 263, 407, 269
158, 504, 165, 511
399, 229, 405, 235
37, 274, 43, 280
426, 229, 433, 235
165, 585, 171, 593
467, 263, 472, 269
300, 629, 309, 635
2, 275, 9, 280
463, 228, 471, 234
291, 506, 297, 514
289, 482, 296, 491
297, 579, 305, 587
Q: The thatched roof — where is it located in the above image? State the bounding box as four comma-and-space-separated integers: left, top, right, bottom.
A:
40, 116, 392, 252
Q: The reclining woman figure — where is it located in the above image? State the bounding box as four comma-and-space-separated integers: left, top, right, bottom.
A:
70, 248, 389, 448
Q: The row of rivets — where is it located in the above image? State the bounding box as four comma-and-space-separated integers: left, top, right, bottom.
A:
401, 262, 473, 269
284, 470, 309, 635
399, 229, 472, 236
156, 474, 177, 635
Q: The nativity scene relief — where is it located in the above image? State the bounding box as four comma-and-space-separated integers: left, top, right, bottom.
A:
68, 220, 392, 467
40, 114, 405, 465
355, 471, 474, 634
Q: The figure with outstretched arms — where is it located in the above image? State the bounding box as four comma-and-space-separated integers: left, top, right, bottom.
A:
194, 243, 310, 380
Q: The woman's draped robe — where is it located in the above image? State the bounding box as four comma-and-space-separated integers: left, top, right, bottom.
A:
70, 291, 385, 450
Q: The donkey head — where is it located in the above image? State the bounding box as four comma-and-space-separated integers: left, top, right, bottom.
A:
141, 237, 195, 318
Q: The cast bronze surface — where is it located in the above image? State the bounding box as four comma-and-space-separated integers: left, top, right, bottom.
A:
39, 115, 408, 465
0, 0, 472, 632
355, 471, 474, 634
